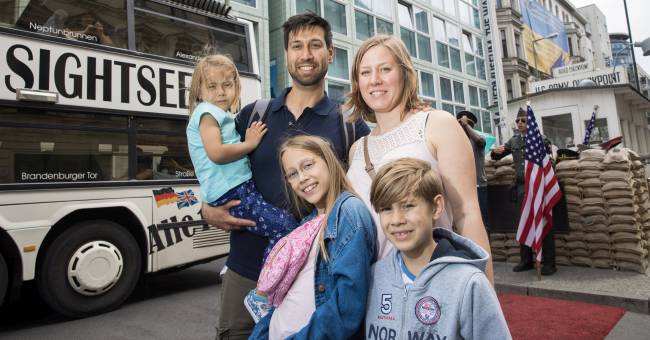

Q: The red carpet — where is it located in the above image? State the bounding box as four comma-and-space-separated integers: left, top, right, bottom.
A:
498, 293, 625, 340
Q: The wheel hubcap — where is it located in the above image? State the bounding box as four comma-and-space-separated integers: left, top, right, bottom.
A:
67, 241, 123, 296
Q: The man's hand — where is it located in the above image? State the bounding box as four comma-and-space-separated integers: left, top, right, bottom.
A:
201, 201, 256, 231
492, 145, 505, 154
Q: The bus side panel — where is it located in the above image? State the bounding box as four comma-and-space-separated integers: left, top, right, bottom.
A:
149, 185, 229, 272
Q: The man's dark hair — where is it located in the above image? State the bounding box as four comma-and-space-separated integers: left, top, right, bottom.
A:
282, 11, 332, 50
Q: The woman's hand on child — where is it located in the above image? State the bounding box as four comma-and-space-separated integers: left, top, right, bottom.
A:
244, 121, 268, 147
201, 202, 256, 231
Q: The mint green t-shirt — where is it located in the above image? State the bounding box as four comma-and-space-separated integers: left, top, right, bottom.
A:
187, 102, 252, 203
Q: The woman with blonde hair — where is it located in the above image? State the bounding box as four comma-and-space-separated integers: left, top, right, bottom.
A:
346, 35, 493, 281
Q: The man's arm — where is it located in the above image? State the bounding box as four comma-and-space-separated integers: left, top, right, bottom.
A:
490, 137, 513, 161
461, 124, 486, 148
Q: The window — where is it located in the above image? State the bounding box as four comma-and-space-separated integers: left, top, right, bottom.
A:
297, 0, 320, 14
469, 85, 479, 107
479, 88, 489, 108
133, 4, 251, 72
2, 0, 127, 49
514, 32, 523, 58
459, 1, 480, 29
434, 17, 461, 71
325, 0, 347, 35
355, 0, 394, 40
500, 29, 508, 58
398, 2, 432, 62
542, 114, 574, 148
232, 0, 256, 7
443, 0, 457, 17
440, 77, 465, 114
583, 118, 609, 144
463, 31, 476, 77
330, 47, 349, 80
420, 71, 435, 99
0, 108, 194, 184
506, 79, 513, 100
327, 81, 350, 105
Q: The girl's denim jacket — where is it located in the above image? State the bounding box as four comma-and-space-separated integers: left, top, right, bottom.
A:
250, 191, 377, 339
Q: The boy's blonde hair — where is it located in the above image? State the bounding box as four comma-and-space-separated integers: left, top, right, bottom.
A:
279, 135, 356, 261
345, 35, 426, 123
187, 54, 241, 115
370, 158, 443, 212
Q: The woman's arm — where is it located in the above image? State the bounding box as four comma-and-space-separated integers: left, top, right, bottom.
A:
425, 110, 494, 284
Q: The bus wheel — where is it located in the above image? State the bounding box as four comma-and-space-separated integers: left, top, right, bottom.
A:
37, 220, 142, 318
0, 252, 7, 306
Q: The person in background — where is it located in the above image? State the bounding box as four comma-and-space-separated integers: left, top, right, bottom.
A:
366, 157, 510, 339
457, 110, 488, 231
491, 107, 557, 275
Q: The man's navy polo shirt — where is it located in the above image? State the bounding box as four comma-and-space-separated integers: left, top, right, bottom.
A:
228, 87, 371, 280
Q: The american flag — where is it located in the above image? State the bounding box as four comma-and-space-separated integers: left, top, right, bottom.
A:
516, 105, 562, 261
582, 111, 596, 145
176, 189, 199, 209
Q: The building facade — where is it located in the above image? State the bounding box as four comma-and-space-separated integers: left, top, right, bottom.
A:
577, 4, 611, 70
231, 0, 495, 134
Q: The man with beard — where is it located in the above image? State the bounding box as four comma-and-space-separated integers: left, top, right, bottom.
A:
200, 12, 370, 340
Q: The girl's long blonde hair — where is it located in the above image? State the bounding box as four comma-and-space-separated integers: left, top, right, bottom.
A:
345, 35, 426, 123
279, 135, 356, 261
187, 54, 241, 115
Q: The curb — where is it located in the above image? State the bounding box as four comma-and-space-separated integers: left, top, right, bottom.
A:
496, 283, 650, 314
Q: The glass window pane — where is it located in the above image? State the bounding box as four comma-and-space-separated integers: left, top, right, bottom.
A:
415, 7, 429, 33
5, 0, 127, 49
355, 10, 374, 40
454, 106, 466, 114
469, 86, 479, 106
137, 135, 195, 180
328, 81, 351, 105
479, 89, 489, 108
447, 22, 459, 46
377, 18, 394, 34
453, 81, 465, 103
462, 32, 473, 52
232, 0, 256, 7
475, 38, 484, 56
134, 10, 251, 72
477, 58, 486, 80
465, 53, 476, 77
450, 47, 462, 72
442, 103, 455, 113
444, 0, 457, 16
432, 0, 444, 10
440, 77, 453, 101
481, 111, 493, 134
374, 0, 393, 19
331, 47, 349, 80
436, 42, 449, 68
355, 0, 372, 10
398, 3, 414, 30
326, 0, 347, 35
473, 8, 481, 29
401, 29, 417, 57
297, 0, 320, 14
417, 34, 432, 62
433, 17, 446, 41
459, 2, 471, 25
420, 72, 435, 98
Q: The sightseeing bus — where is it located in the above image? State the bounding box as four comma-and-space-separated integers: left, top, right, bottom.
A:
0, 0, 261, 317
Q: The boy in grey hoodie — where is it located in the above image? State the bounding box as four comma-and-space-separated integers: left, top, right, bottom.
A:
366, 158, 511, 340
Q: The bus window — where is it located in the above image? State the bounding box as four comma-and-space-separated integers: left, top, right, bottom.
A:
135, 117, 195, 180
1, 0, 126, 48
133, 5, 251, 72
0, 108, 129, 184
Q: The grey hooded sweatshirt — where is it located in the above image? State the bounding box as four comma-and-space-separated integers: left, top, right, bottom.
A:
365, 228, 511, 340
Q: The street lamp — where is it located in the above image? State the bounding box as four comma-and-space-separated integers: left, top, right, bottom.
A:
532, 32, 559, 81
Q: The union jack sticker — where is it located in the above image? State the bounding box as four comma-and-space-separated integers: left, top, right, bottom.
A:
176, 189, 199, 209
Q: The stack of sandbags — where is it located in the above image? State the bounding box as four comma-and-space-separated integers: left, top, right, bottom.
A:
489, 232, 507, 262
602, 148, 647, 273
485, 155, 497, 185
629, 150, 650, 253
570, 149, 606, 267
493, 155, 515, 185
555, 159, 580, 266
504, 233, 520, 263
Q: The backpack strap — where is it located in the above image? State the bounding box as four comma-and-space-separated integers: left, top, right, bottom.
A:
247, 98, 272, 128
338, 106, 356, 166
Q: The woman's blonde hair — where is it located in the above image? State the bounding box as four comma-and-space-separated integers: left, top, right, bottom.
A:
279, 135, 356, 261
187, 54, 241, 115
369, 157, 443, 212
346, 35, 426, 123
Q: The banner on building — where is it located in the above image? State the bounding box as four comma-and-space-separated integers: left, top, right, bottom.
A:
529, 67, 628, 93
552, 61, 593, 78
519, 0, 571, 76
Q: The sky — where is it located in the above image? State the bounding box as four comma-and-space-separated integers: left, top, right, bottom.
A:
569, 0, 650, 74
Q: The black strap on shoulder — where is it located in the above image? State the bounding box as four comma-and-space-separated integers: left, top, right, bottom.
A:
338, 105, 356, 166
247, 98, 272, 128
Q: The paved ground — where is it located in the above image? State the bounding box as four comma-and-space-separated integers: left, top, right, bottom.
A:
494, 261, 650, 339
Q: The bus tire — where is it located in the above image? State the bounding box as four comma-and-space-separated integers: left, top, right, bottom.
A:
0, 252, 7, 306
37, 220, 142, 318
